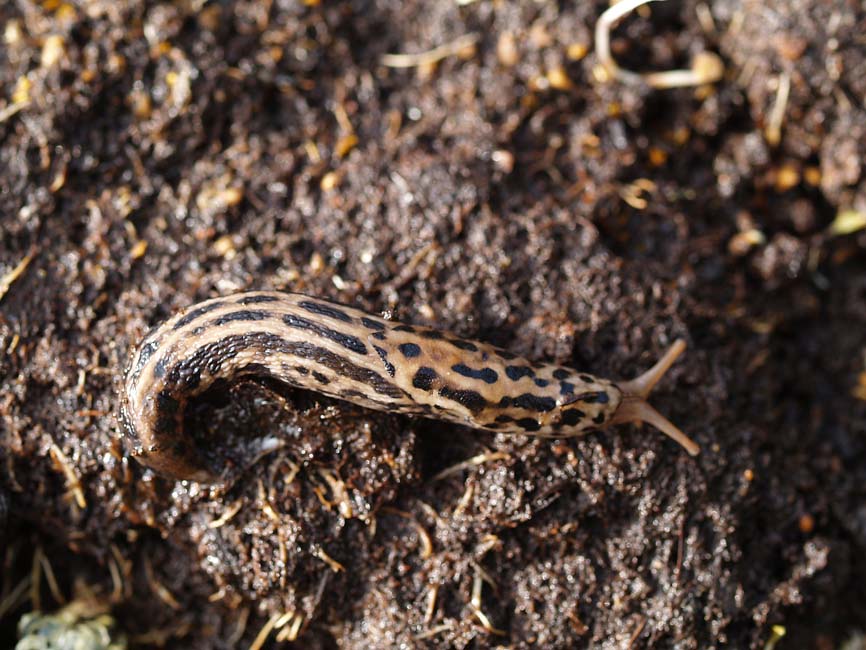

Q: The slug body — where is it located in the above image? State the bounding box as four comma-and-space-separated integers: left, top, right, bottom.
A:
120, 292, 699, 481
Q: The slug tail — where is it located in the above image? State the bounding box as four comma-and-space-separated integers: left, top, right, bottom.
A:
610, 340, 700, 456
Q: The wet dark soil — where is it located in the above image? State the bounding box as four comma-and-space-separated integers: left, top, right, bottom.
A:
1, 0, 865, 648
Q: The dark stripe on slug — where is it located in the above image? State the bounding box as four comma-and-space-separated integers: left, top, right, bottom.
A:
398, 343, 421, 358
496, 349, 517, 360
579, 374, 595, 383
153, 356, 169, 379
130, 340, 159, 380
298, 300, 353, 323
162, 333, 403, 399
450, 340, 478, 352
312, 371, 330, 385
511, 393, 557, 412
438, 386, 487, 414
515, 417, 541, 432
552, 369, 570, 380
287, 341, 403, 398
282, 313, 368, 355
211, 309, 270, 326
574, 391, 610, 404
152, 390, 181, 436
393, 324, 415, 333
419, 330, 444, 340
494, 414, 514, 423
451, 363, 498, 384
173, 301, 224, 330
238, 295, 280, 304
373, 345, 396, 377
505, 365, 534, 381
361, 317, 386, 331
412, 367, 438, 390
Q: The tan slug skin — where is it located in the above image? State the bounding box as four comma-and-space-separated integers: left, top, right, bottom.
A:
119, 292, 699, 482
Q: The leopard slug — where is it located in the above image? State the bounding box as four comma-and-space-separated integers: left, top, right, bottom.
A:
119, 291, 699, 482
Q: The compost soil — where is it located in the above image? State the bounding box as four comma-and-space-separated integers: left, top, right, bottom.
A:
1, 0, 865, 648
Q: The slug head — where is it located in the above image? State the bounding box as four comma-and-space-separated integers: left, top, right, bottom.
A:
609, 340, 700, 456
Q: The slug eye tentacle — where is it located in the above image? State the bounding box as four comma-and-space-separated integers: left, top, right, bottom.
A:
610, 340, 700, 456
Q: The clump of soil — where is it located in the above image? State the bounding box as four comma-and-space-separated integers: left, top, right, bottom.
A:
1, 0, 864, 648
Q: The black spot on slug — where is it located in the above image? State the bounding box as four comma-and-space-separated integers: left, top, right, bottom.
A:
398, 343, 421, 358
496, 349, 517, 360
593, 412, 606, 425
282, 313, 368, 355
559, 382, 575, 395
438, 386, 487, 414
560, 408, 586, 426
173, 301, 224, 330
238, 294, 280, 304
419, 329, 444, 340
505, 365, 535, 381
552, 369, 570, 380
295, 365, 309, 375
312, 371, 330, 385
579, 374, 595, 383
361, 317, 386, 331
412, 367, 438, 391
451, 363, 498, 384
511, 393, 557, 412
533, 378, 549, 388
515, 417, 541, 432
212, 309, 270, 326
450, 340, 478, 352
374, 345, 396, 377
298, 300, 353, 323
393, 324, 416, 333
494, 414, 514, 423
371, 331, 386, 340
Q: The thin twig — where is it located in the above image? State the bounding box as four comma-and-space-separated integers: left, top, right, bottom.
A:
0, 248, 36, 302
382, 33, 479, 68
0, 101, 28, 123
432, 451, 510, 481
595, 0, 724, 88
765, 71, 790, 146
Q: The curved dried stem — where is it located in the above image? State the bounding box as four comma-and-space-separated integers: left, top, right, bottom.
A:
595, 0, 724, 89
